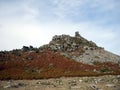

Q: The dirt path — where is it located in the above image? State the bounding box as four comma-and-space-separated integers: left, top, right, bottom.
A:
0, 75, 120, 90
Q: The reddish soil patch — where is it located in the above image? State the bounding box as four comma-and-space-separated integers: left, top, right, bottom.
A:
0, 51, 120, 79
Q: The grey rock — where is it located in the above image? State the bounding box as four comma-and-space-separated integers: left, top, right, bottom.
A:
3, 82, 25, 89
68, 80, 77, 86
3, 85, 11, 89
90, 84, 100, 90
106, 84, 115, 87
38, 32, 120, 65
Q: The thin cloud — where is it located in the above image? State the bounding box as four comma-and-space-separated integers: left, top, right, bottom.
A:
0, 0, 120, 55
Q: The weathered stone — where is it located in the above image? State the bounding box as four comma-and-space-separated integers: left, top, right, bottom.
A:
3, 83, 25, 89
90, 84, 100, 90
106, 84, 115, 87
68, 80, 77, 86
79, 79, 83, 83
3, 85, 11, 89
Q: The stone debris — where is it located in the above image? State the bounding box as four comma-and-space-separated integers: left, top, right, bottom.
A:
3, 85, 11, 89
112, 79, 119, 83
3, 82, 25, 89
36, 81, 56, 87
79, 79, 83, 83
90, 84, 99, 90
105, 84, 115, 88
55, 79, 63, 85
69, 86, 81, 90
0, 75, 120, 90
68, 80, 77, 86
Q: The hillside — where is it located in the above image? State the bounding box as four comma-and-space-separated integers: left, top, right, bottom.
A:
40, 31, 120, 65
0, 32, 120, 79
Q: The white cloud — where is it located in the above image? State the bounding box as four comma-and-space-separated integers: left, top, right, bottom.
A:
0, 0, 120, 55
52, 0, 84, 7
1, 19, 119, 54
50, 0, 120, 22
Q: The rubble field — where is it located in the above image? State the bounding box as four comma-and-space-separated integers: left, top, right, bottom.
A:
0, 75, 120, 90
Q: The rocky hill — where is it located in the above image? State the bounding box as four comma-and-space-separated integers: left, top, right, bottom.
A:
0, 32, 120, 79
40, 31, 120, 65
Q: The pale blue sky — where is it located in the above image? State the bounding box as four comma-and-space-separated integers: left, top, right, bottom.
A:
0, 0, 120, 55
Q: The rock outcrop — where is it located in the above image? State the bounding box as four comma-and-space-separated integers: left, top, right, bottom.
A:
39, 32, 120, 65
40, 31, 97, 52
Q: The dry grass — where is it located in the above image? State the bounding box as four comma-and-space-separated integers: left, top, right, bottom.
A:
0, 51, 120, 80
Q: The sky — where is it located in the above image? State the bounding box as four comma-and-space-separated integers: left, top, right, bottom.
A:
0, 0, 120, 55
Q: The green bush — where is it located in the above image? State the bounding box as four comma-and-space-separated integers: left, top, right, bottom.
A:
101, 68, 110, 73
12, 49, 21, 56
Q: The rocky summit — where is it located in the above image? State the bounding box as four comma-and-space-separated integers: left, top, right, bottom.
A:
40, 31, 97, 52
0, 32, 120, 80
40, 31, 120, 65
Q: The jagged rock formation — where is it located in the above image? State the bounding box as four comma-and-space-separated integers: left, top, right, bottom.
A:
40, 31, 97, 52
49, 31, 97, 51
39, 32, 120, 65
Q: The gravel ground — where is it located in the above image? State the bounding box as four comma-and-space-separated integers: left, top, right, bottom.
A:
0, 75, 120, 90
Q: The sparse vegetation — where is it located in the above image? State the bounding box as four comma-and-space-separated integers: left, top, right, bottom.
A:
12, 49, 21, 56
101, 68, 110, 73
93, 61, 101, 66
0, 50, 120, 80
22, 46, 39, 52
95, 56, 100, 59
0, 33, 120, 80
